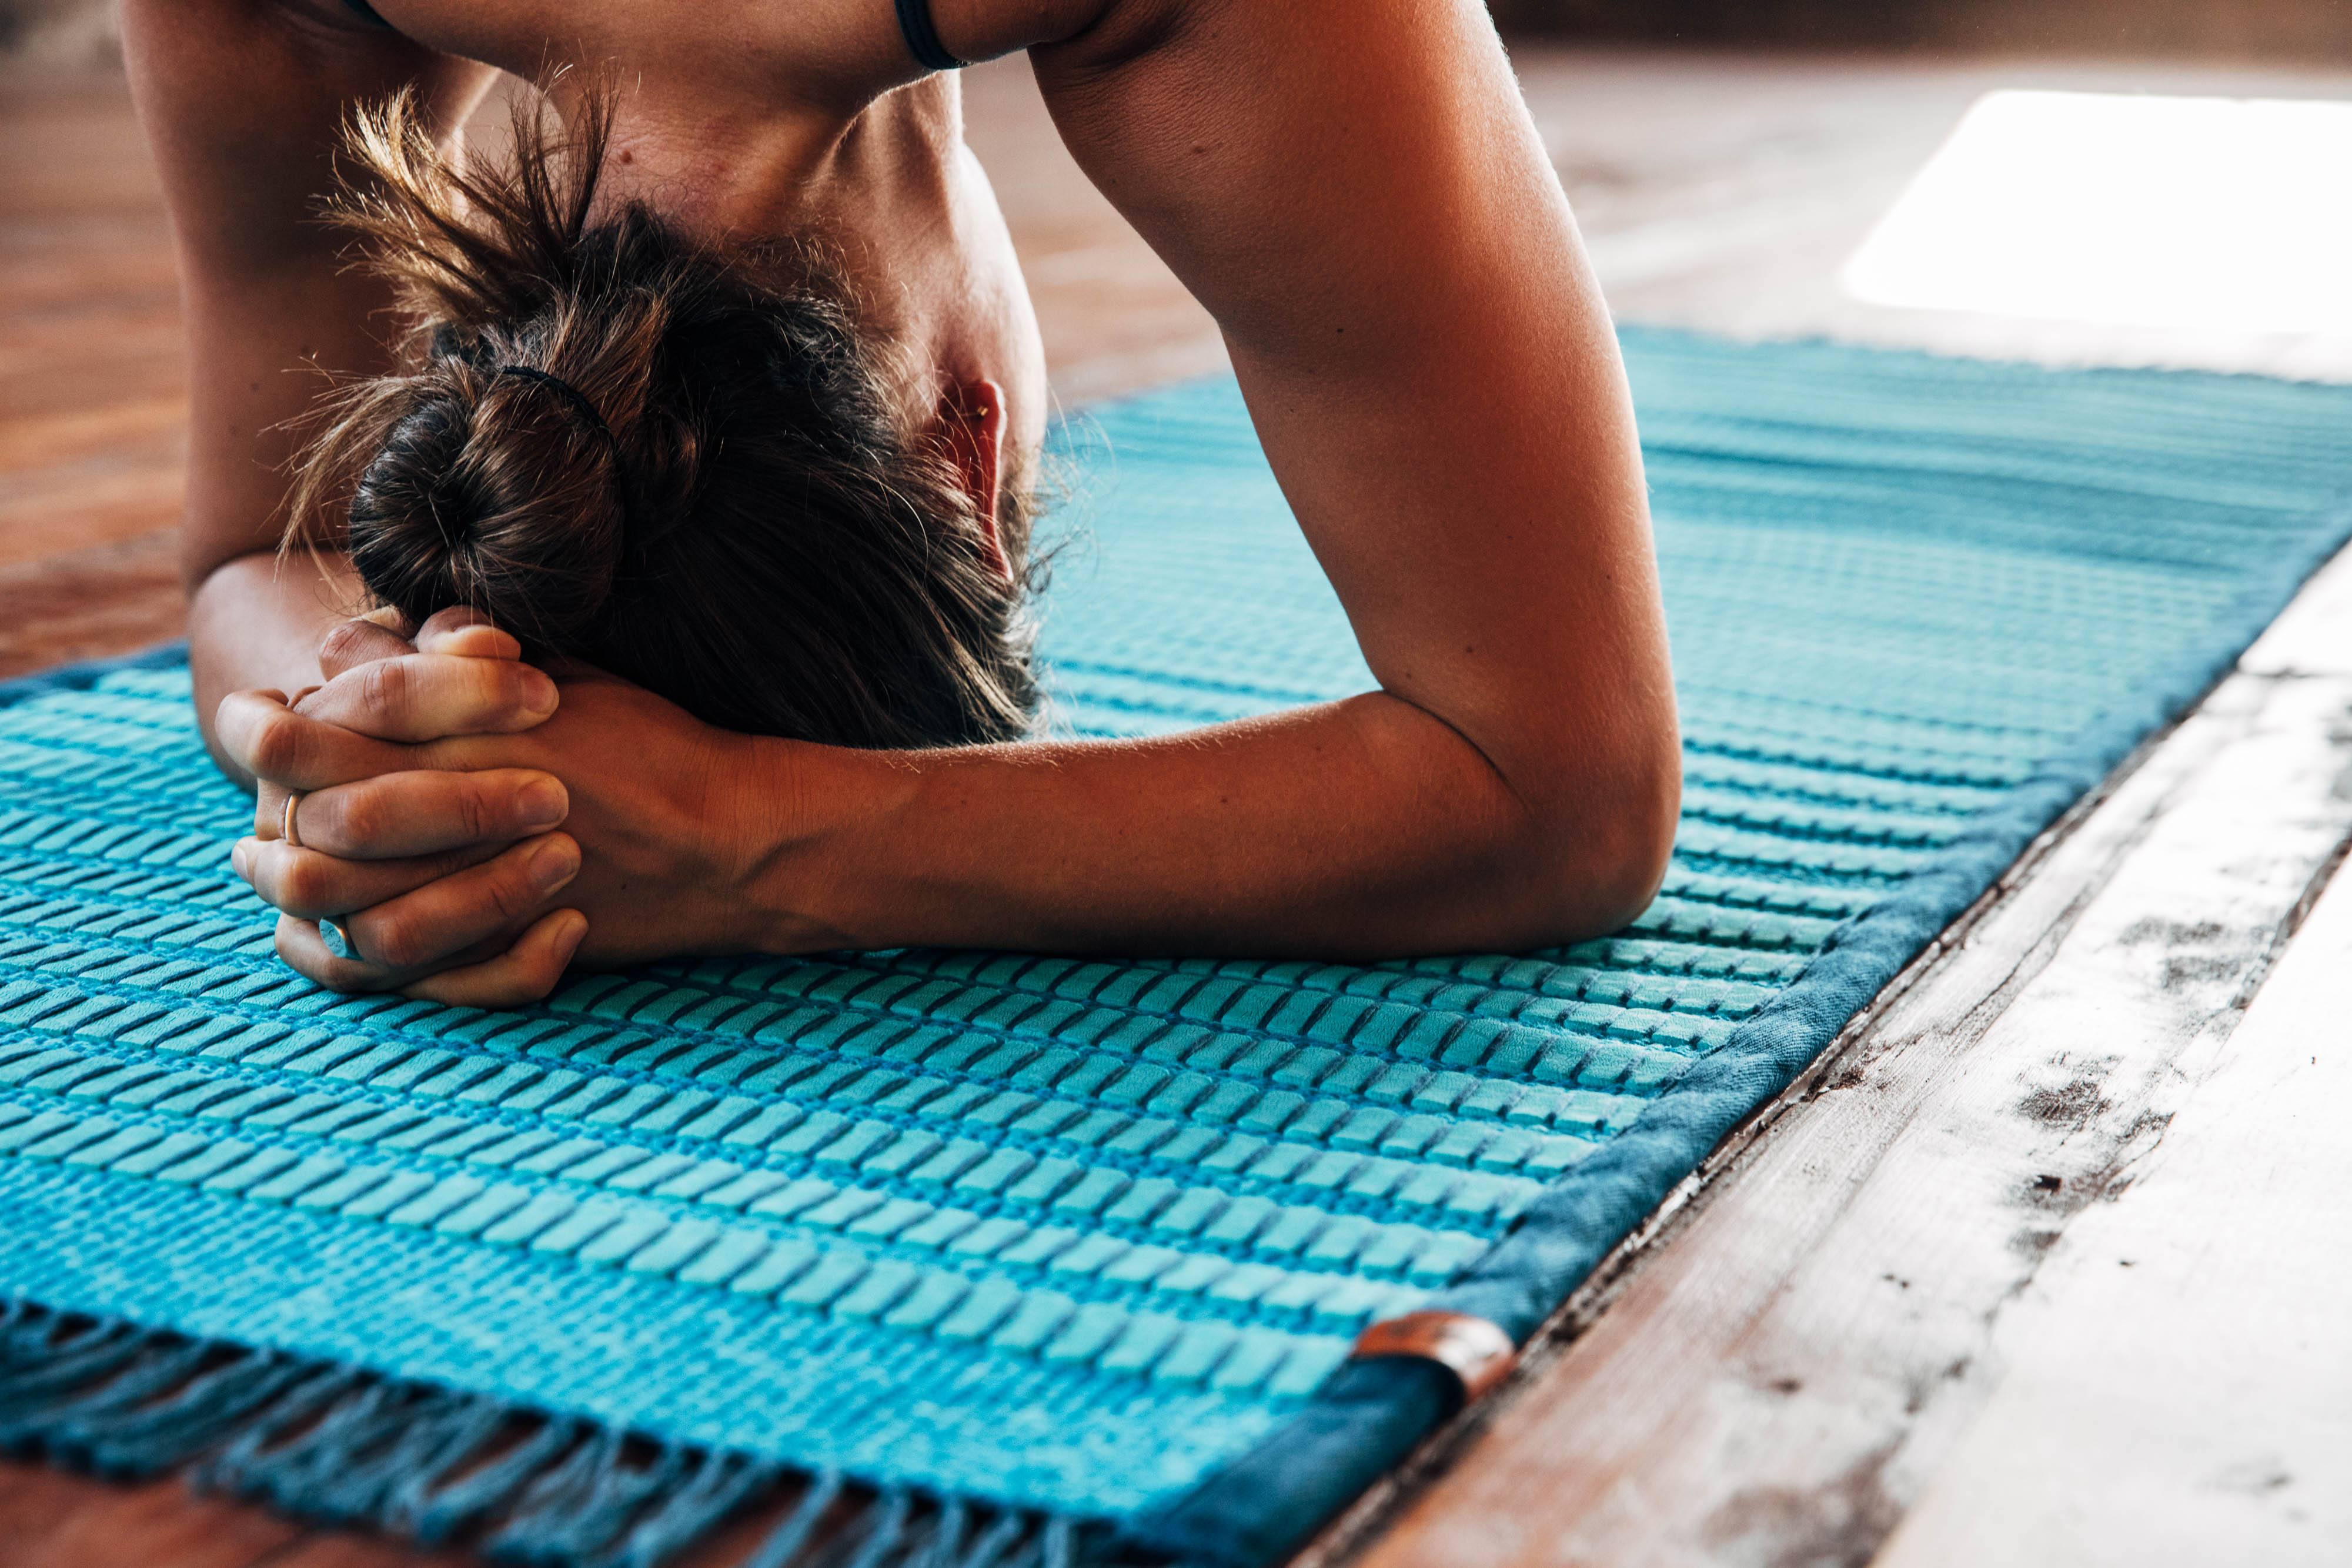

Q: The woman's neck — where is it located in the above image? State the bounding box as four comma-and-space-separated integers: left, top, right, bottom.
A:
580, 73, 1040, 451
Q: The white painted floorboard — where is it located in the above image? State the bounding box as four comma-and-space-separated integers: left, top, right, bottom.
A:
1874, 849, 2352, 1567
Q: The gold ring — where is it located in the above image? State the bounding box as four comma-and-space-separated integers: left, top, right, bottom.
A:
280, 791, 305, 849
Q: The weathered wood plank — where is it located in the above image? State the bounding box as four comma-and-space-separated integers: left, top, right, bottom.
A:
1331, 636, 2352, 1566
1872, 836, 2352, 1566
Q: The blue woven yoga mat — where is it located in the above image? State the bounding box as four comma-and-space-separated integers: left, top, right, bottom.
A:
5, 327, 2351, 1566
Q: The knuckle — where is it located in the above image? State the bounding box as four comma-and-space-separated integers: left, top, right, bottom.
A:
317, 620, 372, 669
247, 710, 307, 780
484, 864, 538, 925
279, 852, 335, 914
484, 660, 527, 711
322, 788, 381, 850
364, 911, 429, 971
457, 778, 499, 842
358, 657, 414, 727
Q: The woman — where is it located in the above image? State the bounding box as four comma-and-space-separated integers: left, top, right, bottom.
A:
143, 0, 1681, 1005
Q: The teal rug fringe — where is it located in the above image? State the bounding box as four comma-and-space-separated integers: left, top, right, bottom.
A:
6, 326, 2352, 1566
1, 1298, 1080, 1567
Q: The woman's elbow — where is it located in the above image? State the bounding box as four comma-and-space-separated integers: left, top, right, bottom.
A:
1501, 731, 1681, 947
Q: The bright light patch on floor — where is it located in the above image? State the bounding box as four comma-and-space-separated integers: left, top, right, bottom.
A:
1843, 91, 2352, 333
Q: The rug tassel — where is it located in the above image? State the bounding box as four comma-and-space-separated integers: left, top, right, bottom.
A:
948, 1509, 1029, 1568
916, 1497, 971, 1568
485, 1425, 634, 1562
485, 1426, 716, 1564
28, 1351, 306, 1476
0, 1318, 151, 1410
400, 1415, 588, 1545
603, 1449, 780, 1568
843, 1487, 913, 1568
0, 1333, 205, 1429
289, 1387, 520, 1527
742, 1470, 846, 1568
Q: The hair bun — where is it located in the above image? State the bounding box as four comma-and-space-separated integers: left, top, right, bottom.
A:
344, 369, 629, 648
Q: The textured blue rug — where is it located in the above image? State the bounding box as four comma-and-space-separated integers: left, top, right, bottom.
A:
4, 327, 2350, 1567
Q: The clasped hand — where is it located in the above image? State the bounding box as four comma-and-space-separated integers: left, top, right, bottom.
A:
222, 610, 777, 1007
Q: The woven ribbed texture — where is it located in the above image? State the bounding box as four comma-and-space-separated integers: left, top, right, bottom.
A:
4, 329, 2351, 1553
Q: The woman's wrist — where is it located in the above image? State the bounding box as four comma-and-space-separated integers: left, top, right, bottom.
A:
724, 734, 921, 955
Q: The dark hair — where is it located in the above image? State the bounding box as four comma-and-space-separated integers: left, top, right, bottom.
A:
288, 86, 1038, 748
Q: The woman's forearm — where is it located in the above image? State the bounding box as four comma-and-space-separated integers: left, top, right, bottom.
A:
189, 550, 365, 784
764, 690, 1676, 961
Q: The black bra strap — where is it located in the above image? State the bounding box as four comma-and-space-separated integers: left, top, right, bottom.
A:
340, 0, 396, 28
893, 0, 968, 71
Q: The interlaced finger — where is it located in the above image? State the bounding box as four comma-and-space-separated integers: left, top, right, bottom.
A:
295, 653, 558, 744
232, 835, 509, 921
401, 910, 590, 1008
218, 688, 416, 794
286, 767, 570, 860
332, 833, 580, 972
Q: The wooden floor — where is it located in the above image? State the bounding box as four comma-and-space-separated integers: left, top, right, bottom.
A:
4, 40, 2351, 1568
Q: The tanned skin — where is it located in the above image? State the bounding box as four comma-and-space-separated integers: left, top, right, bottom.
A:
123, 0, 1680, 1005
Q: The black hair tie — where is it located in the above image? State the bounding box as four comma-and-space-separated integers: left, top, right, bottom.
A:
894, 0, 968, 72
498, 365, 620, 456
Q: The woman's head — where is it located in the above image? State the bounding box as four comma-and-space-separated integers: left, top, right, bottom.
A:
289, 88, 1039, 749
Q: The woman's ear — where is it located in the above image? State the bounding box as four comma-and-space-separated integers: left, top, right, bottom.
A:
937, 377, 1011, 583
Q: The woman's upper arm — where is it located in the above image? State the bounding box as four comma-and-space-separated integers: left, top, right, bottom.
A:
1020, 0, 1678, 871
120, 0, 495, 586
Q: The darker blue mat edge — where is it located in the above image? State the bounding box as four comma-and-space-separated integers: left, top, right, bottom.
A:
1119, 505, 2352, 1568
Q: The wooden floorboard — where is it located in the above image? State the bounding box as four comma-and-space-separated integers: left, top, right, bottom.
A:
6, 38, 2352, 1568
0, 75, 186, 679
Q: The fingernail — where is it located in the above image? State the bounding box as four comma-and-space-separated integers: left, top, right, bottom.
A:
517, 776, 569, 831
519, 667, 559, 717
230, 840, 251, 878
527, 834, 581, 891
556, 910, 589, 957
